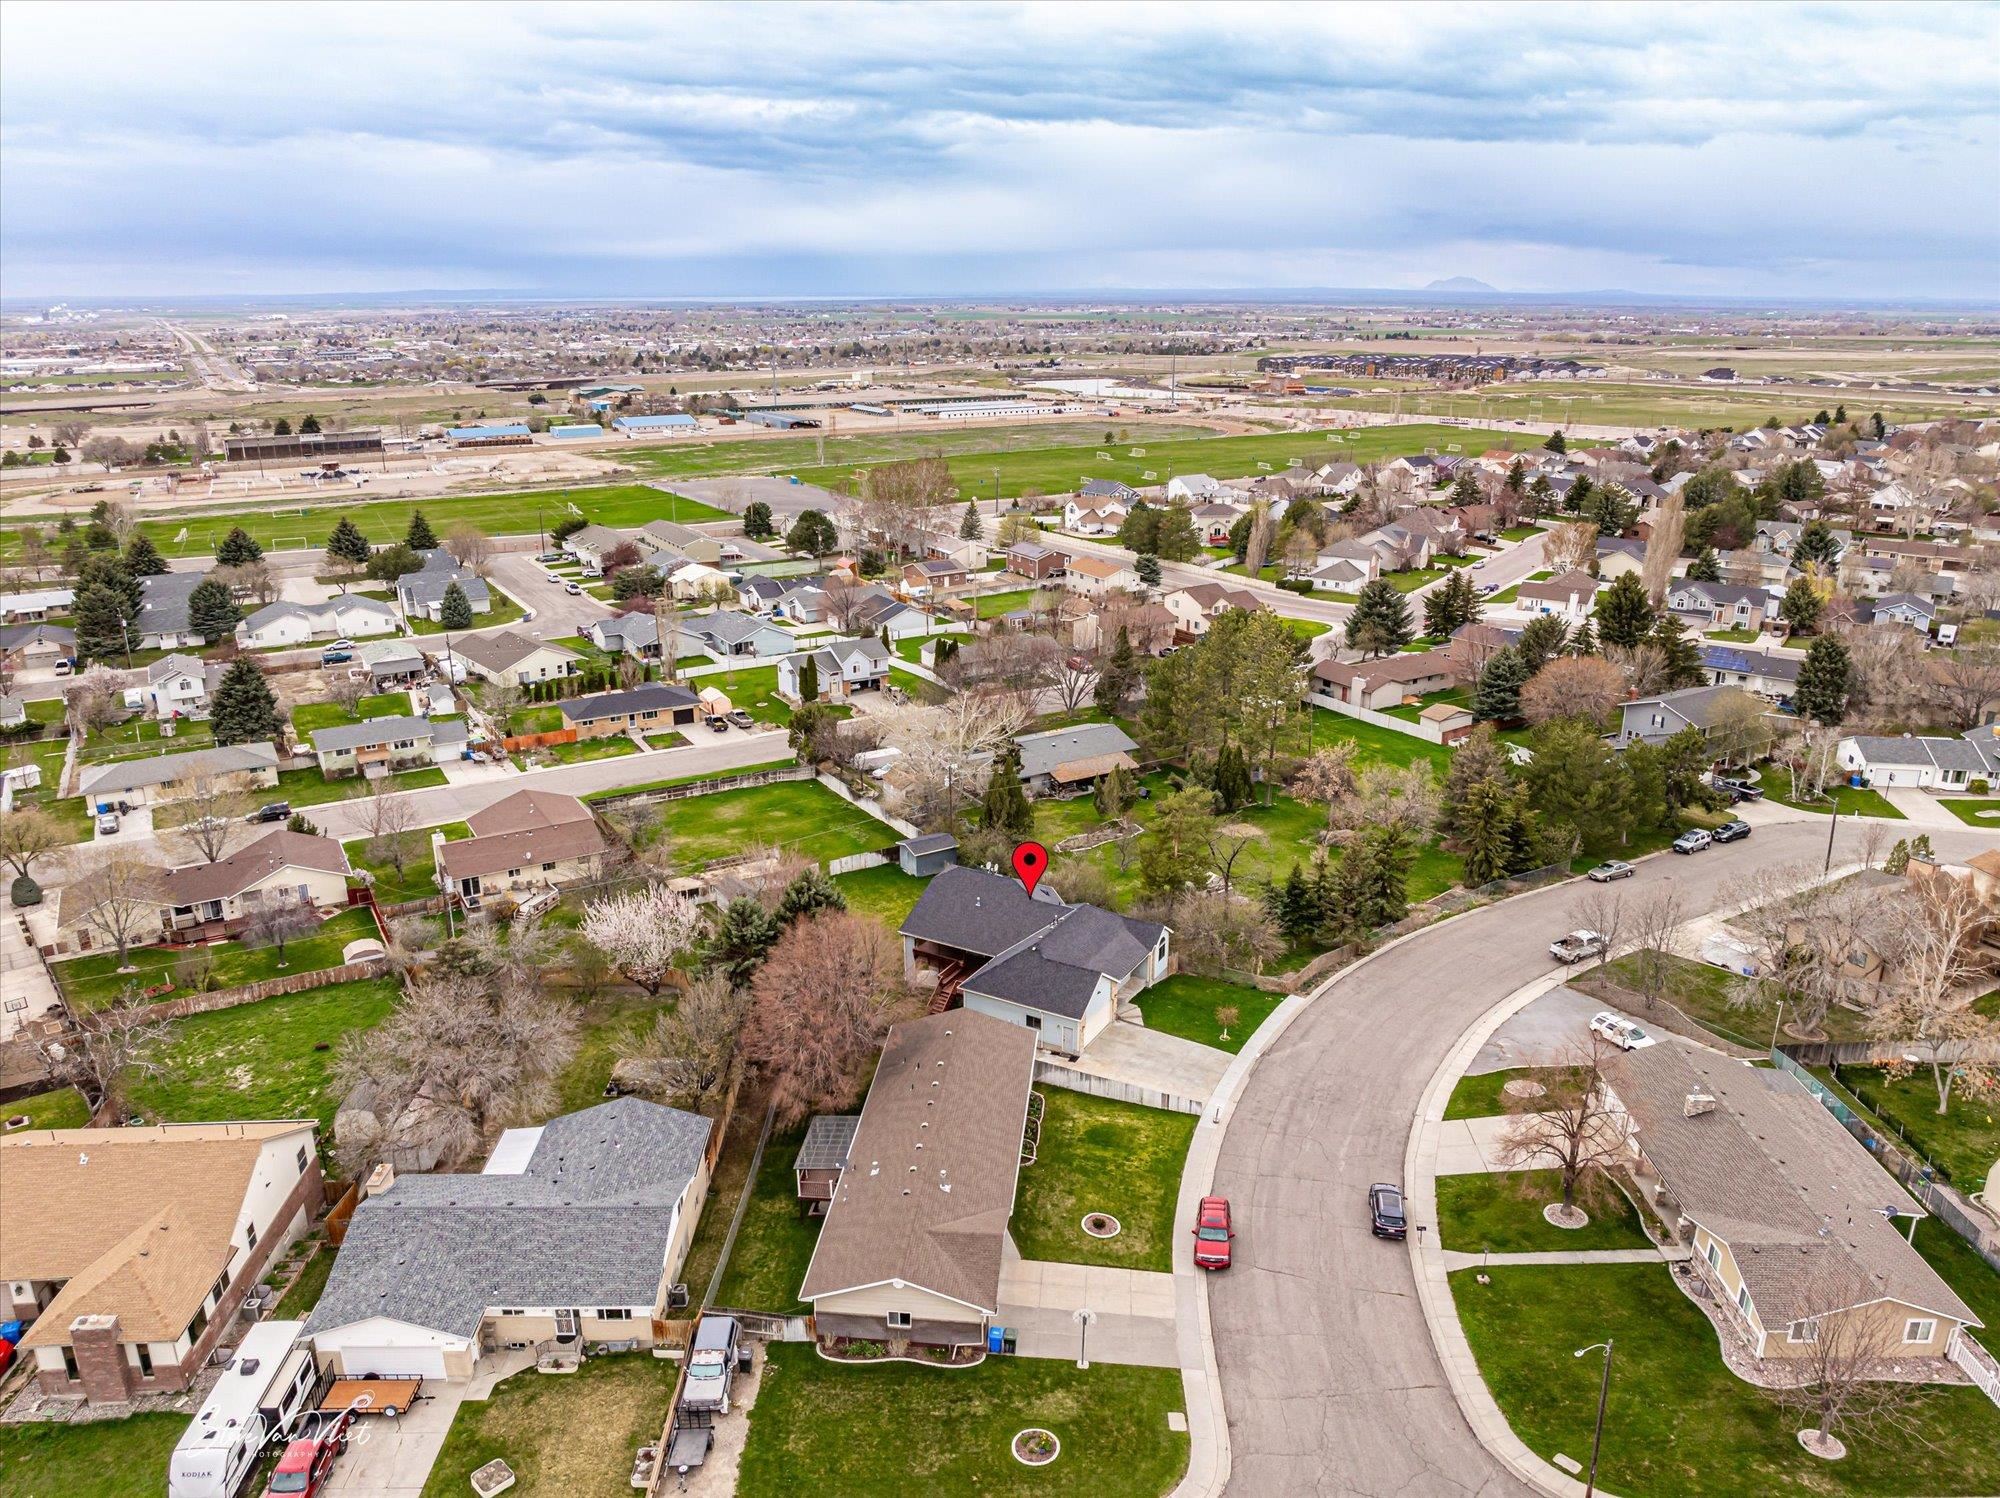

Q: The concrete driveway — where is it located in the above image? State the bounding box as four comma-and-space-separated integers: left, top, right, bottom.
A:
998, 1246, 1178, 1368
1059, 1018, 1231, 1108
326, 1382, 467, 1498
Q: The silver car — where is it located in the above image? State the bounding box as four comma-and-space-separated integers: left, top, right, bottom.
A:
1587, 860, 1635, 882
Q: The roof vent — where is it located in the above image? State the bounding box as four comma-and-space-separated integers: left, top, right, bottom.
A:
1684, 1092, 1717, 1118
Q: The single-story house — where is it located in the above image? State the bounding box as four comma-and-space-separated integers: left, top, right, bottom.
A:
1166, 474, 1222, 502
772, 585, 828, 627
635, 519, 723, 566
436, 789, 610, 906
0, 694, 25, 730
309, 715, 467, 778
1011, 721, 1139, 796
1078, 478, 1137, 504
133, 572, 206, 649
158, 829, 352, 939
792, 1114, 860, 1218
1, 1121, 322, 1405
393, 550, 492, 623
899, 865, 1170, 1056
1836, 733, 1997, 792
1703, 646, 1802, 702
683, 610, 796, 659
0, 622, 75, 670
1602, 1039, 1978, 1368
1419, 700, 1477, 741
356, 637, 427, 688
1062, 554, 1141, 596
1161, 582, 1263, 638
1594, 538, 1648, 580
584, 610, 664, 660
77, 740, 280, 809
136, 653, 220, 719
651, 555, 735, 602
1873, 593, 1938, 632
1006, 541, 1066, 580
1306, 556, 1373, 593
560, 682, 701, 739
237, 593, 399, 650
1311, 651, 1456, 712
1062, 502, 1128, 536
896, 832, 960, 877
1516, 569, 1601, 623
0, 587, 74, 622
562, 524, 629, 570
451, 632, 580, 689
1616, 684, 1755, 749
900, 559, 968, 599
305, 1099, 712, 1380
778, 636, 892, 702
1664, 580, 1770, 634
847, 588, 932, 641
798, 1011, 1037, 1352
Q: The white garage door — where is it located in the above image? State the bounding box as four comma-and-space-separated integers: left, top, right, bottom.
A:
339, 1344, 447, 1380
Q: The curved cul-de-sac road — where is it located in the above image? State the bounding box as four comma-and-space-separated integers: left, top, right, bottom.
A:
1208, 819, 1998, 1497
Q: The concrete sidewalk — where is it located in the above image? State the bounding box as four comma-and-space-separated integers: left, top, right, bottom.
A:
1442, 1248, 1677, 1270
1055, 1018, 1230, 1108
1434, 1114, 1546, 1176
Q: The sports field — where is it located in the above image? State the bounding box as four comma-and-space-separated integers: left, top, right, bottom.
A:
1319, 381, 1992, 431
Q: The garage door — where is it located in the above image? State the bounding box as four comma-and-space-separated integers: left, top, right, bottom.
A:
339, 1345, 447, 1379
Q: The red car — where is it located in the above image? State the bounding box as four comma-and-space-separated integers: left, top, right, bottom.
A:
1193, 1195, 1234, 1269
265, 1423, 348, 1498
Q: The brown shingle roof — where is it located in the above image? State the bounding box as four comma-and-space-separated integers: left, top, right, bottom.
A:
1, 1121, 315, 1347
799, 1012, 1037, 1313
159, 829, 349, 907
466, 788, 595, 839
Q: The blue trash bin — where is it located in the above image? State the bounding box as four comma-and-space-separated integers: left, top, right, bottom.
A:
0, 1321, 21, 1345
988, 1325, 1005, 1355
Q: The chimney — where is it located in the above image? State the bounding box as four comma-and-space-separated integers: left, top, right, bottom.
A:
1684, 1092, 1717, 1118
364, 1162, 397, 1197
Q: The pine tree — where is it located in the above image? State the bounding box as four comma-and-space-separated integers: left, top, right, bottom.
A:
1095, 762, 1133, 819
1116, 500, 1159, 553
1870, 412, 1885, 440
742, 501, 775, 539
1793, 521, 1842, 570
1424, 570, 1478, 637
1778, 575, 1823, 637
1135, 553, 1162, 588
1593, 573, 1655, 649
778, 868, 848, 923
959, 501, 982, 541
1345, 578, 1414, 656
122, 533, 168, 576
72, 580, 136, 663
1794, 635, 1852, 725
710, 897, 782, 985
1834, 404, 1848, 425
1094, 626, 1137, 715
1543, 430, 1567, 454
273, 417, 292, 436
1515, 614, 1570, 672
209, 658, 283, 744
1649, 613, 1705, 688
1568, 617, 1597, 656
797, 654, 820, 702
1527, 474, 1553, 517
326, 516, 372, 570
215, 525, 263, 566
982, 744, 1034, 835
1457, 776, 1522, 885
1264, 861, 1317, 943
1505, 459, 1526, 496
1685, 547, 1722, 582
1154, 502, 1199, 562
787, 509, 838, 557
405, 510, 438, 551
1473, 646, 1530, 722
300, 413, 322, 434
439, 581, 474, 631
187, 577, 241, 642
1213, 744, 1253, 812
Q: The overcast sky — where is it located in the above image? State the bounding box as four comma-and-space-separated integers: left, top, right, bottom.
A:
3, 1, 1996, 302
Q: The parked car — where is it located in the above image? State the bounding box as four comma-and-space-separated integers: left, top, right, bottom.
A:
1193, 1196, 1234, 1269
565, 582, 584, 596
726, 709, 756, 730
1586, 860, 1635, 883
706, 715, 729, 733
1369, 1183, 1407, 1240
536, 551, 565, 563
95, 811, 120, 836
1672, 829, 1713, 855
1549, 929, 1608, 965
681, 1315, 739, 1415
53, 657, 75, 677
1712, 819, 1752, 844
1589, 1010, 1655, 1051
247, 801, 292, 824
319, 648, 353, 665
327, 639, 354, 652
263, 1419, 348, 1498
1713, 777, 1763, 802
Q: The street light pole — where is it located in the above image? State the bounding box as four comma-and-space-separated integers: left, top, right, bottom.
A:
1822, 802, 1842, 876
1074, 1308, 1095, 1370
1573, 1339, 1614, 1498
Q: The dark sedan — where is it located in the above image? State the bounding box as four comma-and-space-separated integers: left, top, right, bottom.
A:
1369, 1183, 1407, 1240
1713, 819, 1753, 843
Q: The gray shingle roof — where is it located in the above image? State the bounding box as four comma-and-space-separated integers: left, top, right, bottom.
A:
78, 740, 279, 798
1013, 722, 1138, 781
135, 571, 203, 638
1847, 734, 1996, 774
561, 683, 700, 724
310, 714, 436, 753
305, 1099, 712, 1339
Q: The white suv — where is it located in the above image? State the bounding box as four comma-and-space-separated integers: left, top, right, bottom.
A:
1589, 1011, 1655, 1051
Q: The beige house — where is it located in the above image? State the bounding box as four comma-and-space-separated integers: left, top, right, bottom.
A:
1602, 1039, 1979, 1367
1161, 582, 1263, 638
1311, 651, 1455, 712
435, 789, 609, 907
452, 631, 581, 689
76, 741, 280, 810
800, 1012, 1038, 1352
161, 829, 352, 939
304, 1100, 712, 1380
1062, 554, 1142, 596
2, 1121, 322, 1404
559, 682, 700, 741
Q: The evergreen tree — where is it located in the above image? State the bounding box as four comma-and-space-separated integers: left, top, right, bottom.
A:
209, 657, 283, 744
72, 580, 136, 663
1473, 646, 1530, 722
273, 417, 292, 436
1450, 469, 1482, 506
1116, 500, 1159, 553
1213, 744, 1253, 812
1778, 576, 1823, 637
1440, 723, 1510, 840
778, 867, 848, 923
710, 897, 783, 985
1227, 511, 1254, 561
405, 511, 438, 551
1094, 626, 1138, 715
1543, 430, 1567, 454
743, 501, 775, 539
1583, 485, 1634, 537
1154, 502, 1200, 562
300, 413, 322, 433
439, 581, 474, 631
959, 501, 983, 541
787, 509, 838, 556
1135, 553, 1162, 588
1349, 825, 1414, 930
122, 532, 168, 577
982, 745, 1033, 835
1424, 570, 1479, 637
1457, 776, 1536, 885
214, 525, 263, 566
80, 551, 142, 617
1564, 474, 1593, 516
1649, 613, 1707, 689
1095, 762, 1134, 819
1263, 861, 1318, 944
1685, 547, 1722, 582
1593, 572, 1655, 649
1515, 614, 1570, 673
1834, 404, 1848, 425
1871, 412, 1885, 439
1567, 617, 1598, 656
1345, 578, 1414, 656
187, 577, 241, 642
1793, 521, 1841, 569
797, 654, 820, 702
1794, 635, 1852, 725
1505, 459, 1526, 496
326, 516, 372, 570
1526, 474, 1554, 517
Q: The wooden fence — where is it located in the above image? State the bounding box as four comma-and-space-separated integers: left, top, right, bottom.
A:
591, 764, 812, 811
501, 727, 579, 753
82, 957, 390, 1029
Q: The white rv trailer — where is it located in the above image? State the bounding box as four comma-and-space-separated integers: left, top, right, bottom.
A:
167, 1320, 317, 1498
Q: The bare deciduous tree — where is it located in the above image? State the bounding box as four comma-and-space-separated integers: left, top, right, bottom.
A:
163, 771, 257, 864
1928, 646, 2000, 731
363, 783, 422, 876
874, 693, 1033, 831
579, 883, 706, 995
615, 971, 747, 1113
1339, 762, 1440, 839
1622, 885, 1689, 1013
0, 807, 69, 884
1768, 1274, 1942, 1459
1289, 742, 1360, 836
65, 664, 127, 740
1865, 873, 1998, 1114
443, 522, 494, 577
1169, 890, 1283, 976
1640, 490, 1685, 606
70, 853, 167, 968
1542, 520, 1600, 575
34, 1000, 168, 1121
1521, 655, 1628, 727
1497, 1034, 1627, 1216
242, 902, 320, 969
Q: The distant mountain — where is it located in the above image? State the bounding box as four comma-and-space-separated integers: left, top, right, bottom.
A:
1424, 276, 1499, 293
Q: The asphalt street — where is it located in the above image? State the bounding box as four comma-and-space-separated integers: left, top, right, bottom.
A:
1207, 819, 1999, 1498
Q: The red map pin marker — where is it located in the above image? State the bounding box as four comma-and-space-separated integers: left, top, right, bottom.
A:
1011, 841, 1048, 897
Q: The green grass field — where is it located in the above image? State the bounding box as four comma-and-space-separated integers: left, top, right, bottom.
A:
665, 780, 895, 872
713, 1130, 819, 1315
1435, 1169, 1653, 1253
1941, 797, 2000, 827
0, 1413, 187, 1498
4, 1086, 91, 1130
52, 906, 382, 1011
831, 864, 931, 927
1010, 1090, 1196, 1272
1133, 974, 1284, 1053
1321, 380, 1990, 431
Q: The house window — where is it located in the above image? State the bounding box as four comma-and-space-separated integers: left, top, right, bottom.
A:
1905, 1319, 1937, 1344
61, 1346, 79, 1381
597, 1308, 633, 1321
137, 1344, 154, 1377
886, 1311, 913, 1330
187, 1303, 209, 1344
1024, 1015, 1041, 1031
212, 1269, 230, 1304
542, 862, 557, 872
244, 1222, 257, 1252
298, 1145, 310, 1173
1787, 1318, 1819, 1344
1735, 1285, 1752, 1316
1704, 1240, 1721, 1270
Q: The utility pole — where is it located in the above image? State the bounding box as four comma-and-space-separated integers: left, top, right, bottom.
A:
1573, 1339, 1613, 1498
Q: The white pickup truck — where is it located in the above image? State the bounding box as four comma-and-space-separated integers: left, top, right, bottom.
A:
1549, 930, 1609, 965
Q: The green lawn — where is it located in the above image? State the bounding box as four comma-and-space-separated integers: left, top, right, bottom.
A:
1442, 1067, 1575, 1122
549, 991, 673, 1120
701, 663, 793, 725
505, 703, 565, 735
1756, 772, 1905, 821
740, 1344, 1188, 1498
643, 731, 689, 751
581, 756, 797, 804
1822, 1064, 1998, 1195
832, 864, 931, 928
1910, 1217, 2000, 1334
713, 1130, 819, 1315
272, 1241, 337, 1319
1941, 797, 2000, 828
1010, 1090, 1196, 1272
1705, 627, 1761, 644
973, 587, 1039, 618
0, 1413, 187, 1498
1499, 524, 1546, 541
1435, 1169, 1653, 1253
291, 691, 411, 734
420, 1353, 681, 1498
1578, 949, 1870, 1049
666, 780, 893, 872
52, 907, 384, 1011
129, 976, 400, 1132
119, 482, 731, 558
344, 821, 467, 905
1133, 974, 1283, 1053
274, 764, 448, 806
1279, 616, 1333, 642
1455, 1262, 2000, 1497
406, 586, 529, 634
517, 734, 638, 767
3, 1086, 91, 1130
1306, 706, 1452, 774
76, 716, 215, 766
